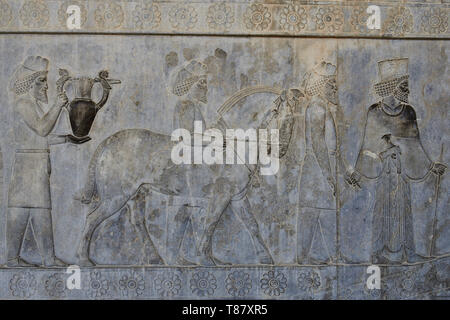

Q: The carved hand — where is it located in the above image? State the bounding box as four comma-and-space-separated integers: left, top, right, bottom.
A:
379, 145, 401, 160
345, 169, 361, 188
431, 162, 447, 176
56, 92, 69, 108
326, 175, 336, 196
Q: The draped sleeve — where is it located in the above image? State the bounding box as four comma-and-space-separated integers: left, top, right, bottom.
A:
391, 105, 432, 180
355, 104, 385, 179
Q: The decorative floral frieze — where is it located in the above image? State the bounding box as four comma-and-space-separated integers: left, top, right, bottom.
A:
421, 8, 448, 34
0, 0, 12, 28
94, 1, 124, 29
190, 271, 217, 297
244, 4, 272, 31
169, 4, 198, 31
10, 272, 37, 298
351, 6, 372, 34
0, 1, 445, 38
383, 6, 414, 36
297, 270, 321, 294
86, 271, 110, 299
44, 273, 67, 298
260, 270, 287, 297
19, 0, 49, 28
0, 262, 448, 299
154, 272, 182, 297
207, 2, 235, 32
118, 271, 145, 297
225, 270, 252, 297
279, 4, 307, 33
132, 1, 161, 30
315, 6, 344, 33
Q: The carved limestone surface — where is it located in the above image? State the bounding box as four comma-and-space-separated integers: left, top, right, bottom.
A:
0, 0, 448, 300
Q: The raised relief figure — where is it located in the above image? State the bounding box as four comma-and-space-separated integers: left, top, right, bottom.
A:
76, 54, 277, 266
171, 60, 208, 133
297, 61, 340, 264
7, 56, 68, 266
347, 58, 446, 264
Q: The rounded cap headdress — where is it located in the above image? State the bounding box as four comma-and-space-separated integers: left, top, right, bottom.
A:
10, 56, 49, 95
171, 60, 208, 97
302, 61, 336, 97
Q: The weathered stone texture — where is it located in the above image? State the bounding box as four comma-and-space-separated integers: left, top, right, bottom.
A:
0, 1, 448, 300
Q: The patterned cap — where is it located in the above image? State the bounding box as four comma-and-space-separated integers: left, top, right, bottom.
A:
172, 60, 208, 96
303, 61, 336, 96
10, 56, 49, 95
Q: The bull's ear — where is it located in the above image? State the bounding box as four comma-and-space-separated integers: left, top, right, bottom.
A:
290, 89, 304, 98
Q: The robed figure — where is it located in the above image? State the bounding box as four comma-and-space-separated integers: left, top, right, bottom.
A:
7, 56, 69, 266
347, 58, 446, 264
298, 61, 341, 264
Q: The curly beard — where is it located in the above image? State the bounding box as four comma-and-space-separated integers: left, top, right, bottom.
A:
393, 88, 409, 104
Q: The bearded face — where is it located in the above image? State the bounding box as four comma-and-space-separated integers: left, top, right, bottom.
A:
393, 79, 409, 103
323, 77, 338, 105
31, 75, 48, 103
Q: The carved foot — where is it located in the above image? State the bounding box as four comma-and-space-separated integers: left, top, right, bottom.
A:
332, 252, 352, 264
44, 256, 67, 267
257, 251, 274, 265
211, 255, 231, 266
197, 254, 217, 267
77, 250, 95, 267
78, 257, 95, 267
175, 256, 197, 266
297, 256, 329, 266
371, 254, 390, 265
7, 258, 34, 267
406, 252, 430, 264
145, 255, 165, 266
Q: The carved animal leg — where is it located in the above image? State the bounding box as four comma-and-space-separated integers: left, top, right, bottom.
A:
78, 200, 124, 266
128, 189, 165, 265
198, 195, 232, 266
167, 205, 197, 266
230, 197, 274, 265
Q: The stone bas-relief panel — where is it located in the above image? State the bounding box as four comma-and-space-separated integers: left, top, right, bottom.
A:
0, 35, 448, 299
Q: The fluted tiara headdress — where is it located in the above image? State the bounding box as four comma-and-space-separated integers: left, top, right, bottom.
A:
374, 58, 409, 98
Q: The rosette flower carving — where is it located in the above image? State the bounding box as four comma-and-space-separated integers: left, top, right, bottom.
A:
20, 0, 49, 28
